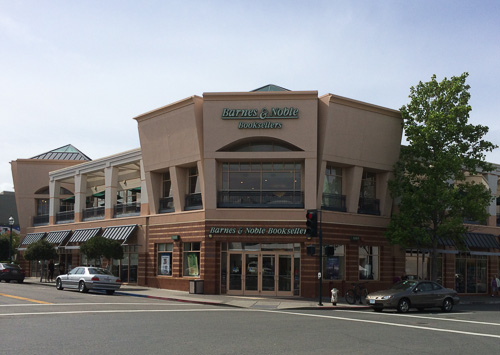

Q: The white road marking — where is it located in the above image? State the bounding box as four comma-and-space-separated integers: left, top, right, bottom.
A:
1, 307, 498, 339
255, 309, 500, 339
331, 309, 500, 327
0, 302, 200, 307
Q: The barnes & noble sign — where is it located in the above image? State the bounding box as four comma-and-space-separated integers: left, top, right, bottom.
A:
221, 107, 299, 129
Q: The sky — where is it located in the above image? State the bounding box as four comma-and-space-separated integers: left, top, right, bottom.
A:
1, 0, 499, 192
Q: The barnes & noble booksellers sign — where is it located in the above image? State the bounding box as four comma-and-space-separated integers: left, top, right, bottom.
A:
221, 107, 299, 129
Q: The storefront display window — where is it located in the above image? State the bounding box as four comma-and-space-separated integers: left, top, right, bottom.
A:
183, 242, 201, 276
158, 243, 173, 276
323, 245, 345, 280
455, 254, 487, 293
359, 246, 379, 280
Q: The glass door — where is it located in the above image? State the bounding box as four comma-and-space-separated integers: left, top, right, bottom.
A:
245, 254, 259, 293
228, 253, 242, 294
261, 254, 276, 295
277, 254, 293, 296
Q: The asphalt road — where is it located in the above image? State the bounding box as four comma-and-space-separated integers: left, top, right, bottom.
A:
1, 282, 499, 355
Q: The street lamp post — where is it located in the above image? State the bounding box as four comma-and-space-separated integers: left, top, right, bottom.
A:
8, 216, 14, 263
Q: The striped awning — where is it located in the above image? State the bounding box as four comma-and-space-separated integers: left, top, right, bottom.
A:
67, 228, 101, 243
45, 230, 72, 245
102, 224, 137, 243
21, 232, 46, 246
465, 233, 500, 249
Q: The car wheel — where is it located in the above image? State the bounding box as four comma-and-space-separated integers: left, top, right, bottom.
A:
17, 279, 24, 283
106, 290, 115, 295
441, 298, 454, 312
78, 281, 88, 293
397, 298, 410, 313
56, 278, 63, 290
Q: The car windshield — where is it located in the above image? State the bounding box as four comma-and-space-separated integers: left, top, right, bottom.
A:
390, 280, 418, 291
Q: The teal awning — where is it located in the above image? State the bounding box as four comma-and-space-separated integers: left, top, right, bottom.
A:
62, 196, 75, 202
92, 191, 122, 199
130, 187, 141, 193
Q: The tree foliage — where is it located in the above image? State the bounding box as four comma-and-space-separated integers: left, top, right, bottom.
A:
24, 239, 58, 261
386, 73, 497, 281
0, 232, 20, 261
80, 236, 124, 262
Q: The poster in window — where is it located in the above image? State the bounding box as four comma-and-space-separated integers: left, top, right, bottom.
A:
161, 254, 171, 275
187, 253, 199, 276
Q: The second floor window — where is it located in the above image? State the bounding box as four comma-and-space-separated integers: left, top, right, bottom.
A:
323, 165, 342, 195
189, 167, 201, 195
360, 171, 376, 199
162, 172, 173, 198
36, 199, 49, 216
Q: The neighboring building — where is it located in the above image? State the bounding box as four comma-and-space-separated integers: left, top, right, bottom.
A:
0, 191, 19, 234
10, 85, 500, 297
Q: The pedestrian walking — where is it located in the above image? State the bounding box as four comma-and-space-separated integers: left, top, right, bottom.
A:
491, 275, 499, 297
48, 259, 55, 282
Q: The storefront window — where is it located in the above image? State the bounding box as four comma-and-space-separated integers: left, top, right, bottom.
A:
359, 246, 379, 280
323, 245, 345, 280
455, 254, 487, 293
183, 242, 201, 276
158, 243, 173, 276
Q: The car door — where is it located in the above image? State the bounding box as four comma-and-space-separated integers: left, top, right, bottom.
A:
413, 282, 435, 307
67, 267, 84, 288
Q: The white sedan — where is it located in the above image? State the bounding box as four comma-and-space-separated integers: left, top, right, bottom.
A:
56, 266, 121, 295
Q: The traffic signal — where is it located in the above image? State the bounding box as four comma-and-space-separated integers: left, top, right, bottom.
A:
306, 244, 316, 256
305, 209, 318, 239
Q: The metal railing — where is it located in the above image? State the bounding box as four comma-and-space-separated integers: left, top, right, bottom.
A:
321, 193, 346, 212
217, 191, 304, 208
357, 198, 380, 215
185, 193, 203, 210
56, 211, 74, 223
83, 206, 105, 220
33, 214, 49, 226
159, 196, 174, 213
114, 203, 140, 217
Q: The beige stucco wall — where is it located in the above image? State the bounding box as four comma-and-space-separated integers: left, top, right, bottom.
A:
11, 159, 82, 235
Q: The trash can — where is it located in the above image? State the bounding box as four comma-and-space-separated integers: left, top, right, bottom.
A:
189, 279, 204, 294
331, 288, 339, 306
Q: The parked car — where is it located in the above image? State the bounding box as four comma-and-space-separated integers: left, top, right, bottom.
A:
55, 266, 121, 295
365, 280, 459, 313
0, 263, 25, 283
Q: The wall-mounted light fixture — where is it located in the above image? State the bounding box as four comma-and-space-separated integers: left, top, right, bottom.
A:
208, 234, 213, 239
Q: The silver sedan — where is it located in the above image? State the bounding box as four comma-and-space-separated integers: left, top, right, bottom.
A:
56, 266, 121, 295
366, 280, 460, 313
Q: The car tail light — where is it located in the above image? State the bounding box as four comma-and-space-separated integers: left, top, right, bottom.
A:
1, 269, 9, 273
91, 276, 100, 281
116, 279, 121, 283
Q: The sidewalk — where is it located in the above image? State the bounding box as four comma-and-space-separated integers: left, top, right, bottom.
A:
23, 277, 500, 310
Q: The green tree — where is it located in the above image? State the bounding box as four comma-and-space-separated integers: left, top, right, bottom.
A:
386, 73, 497, 282
0, 232, 20, 261
24, 239, 58, 282
80, 236, 124, 266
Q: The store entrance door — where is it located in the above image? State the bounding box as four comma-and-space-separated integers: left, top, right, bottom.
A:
227, 252, 293, 296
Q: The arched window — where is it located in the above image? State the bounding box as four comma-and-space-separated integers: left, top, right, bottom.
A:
218, 138, 302, 152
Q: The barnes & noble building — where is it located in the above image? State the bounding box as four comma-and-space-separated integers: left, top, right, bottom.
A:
11, 85, 500, 297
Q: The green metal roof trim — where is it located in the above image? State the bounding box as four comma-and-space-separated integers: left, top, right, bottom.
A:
30, 144, 91, 161
251, 84, 290, 92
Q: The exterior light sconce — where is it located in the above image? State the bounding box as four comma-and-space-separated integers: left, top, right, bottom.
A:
171, 235, 180, 241
208, 234, 213, 239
